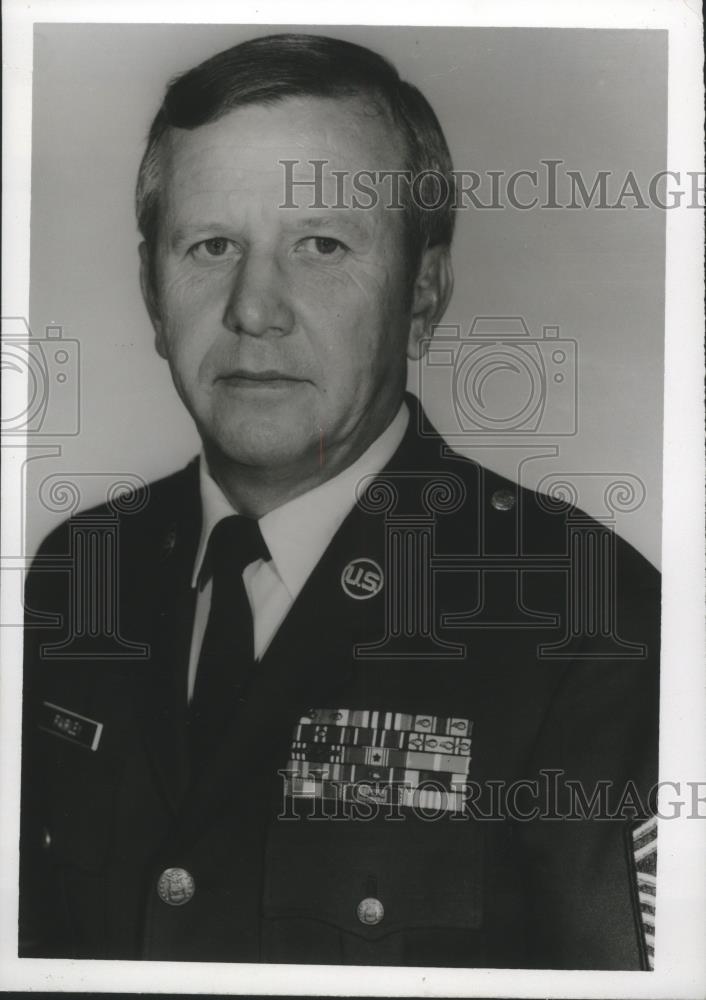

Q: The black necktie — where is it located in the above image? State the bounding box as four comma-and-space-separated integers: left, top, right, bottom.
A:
189, 515, 270, 767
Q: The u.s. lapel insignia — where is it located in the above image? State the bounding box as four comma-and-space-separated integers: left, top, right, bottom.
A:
341, 558, 384, 599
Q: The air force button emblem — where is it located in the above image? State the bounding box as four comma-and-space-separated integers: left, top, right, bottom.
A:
341, 558, 383, 599
491, 488, 515, 511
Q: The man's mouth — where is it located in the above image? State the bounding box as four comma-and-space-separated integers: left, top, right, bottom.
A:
217, 369, 304, 389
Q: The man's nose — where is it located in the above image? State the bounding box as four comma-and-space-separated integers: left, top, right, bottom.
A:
222, 250, 294, 337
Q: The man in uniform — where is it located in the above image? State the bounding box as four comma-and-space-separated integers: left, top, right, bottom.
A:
20, 33, 659, 968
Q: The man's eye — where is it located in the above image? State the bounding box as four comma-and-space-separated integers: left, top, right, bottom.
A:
300, 236, 347, 258
190, 238, 238, 260
313, 237, 341, 255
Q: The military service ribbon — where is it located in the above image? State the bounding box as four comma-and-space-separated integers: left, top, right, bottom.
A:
285, 707, 473, 813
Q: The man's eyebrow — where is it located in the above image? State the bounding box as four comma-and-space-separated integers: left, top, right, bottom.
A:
168, 215, 373, 249
170, 224, 231, 247
287, 215, 371, 238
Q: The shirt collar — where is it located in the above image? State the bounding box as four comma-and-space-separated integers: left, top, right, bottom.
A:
192, 402, 409, 595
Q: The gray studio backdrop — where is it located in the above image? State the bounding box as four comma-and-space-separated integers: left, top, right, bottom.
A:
25, 23, 666, 566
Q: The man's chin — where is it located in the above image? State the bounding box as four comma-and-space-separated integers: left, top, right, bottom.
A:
204, 413, 319, 475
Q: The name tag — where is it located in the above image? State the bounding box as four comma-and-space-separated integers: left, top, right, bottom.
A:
39, 701, 103, 751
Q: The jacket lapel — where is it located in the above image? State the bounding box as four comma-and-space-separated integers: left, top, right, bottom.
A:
177, 400, 454, 836
170, 398, 481, 838
132, 460, 201, 815
177, 500, 384, 838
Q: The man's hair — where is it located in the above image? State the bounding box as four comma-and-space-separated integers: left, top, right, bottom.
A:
135, 33, 456, 270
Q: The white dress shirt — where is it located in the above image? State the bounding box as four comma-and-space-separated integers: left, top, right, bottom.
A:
187, 403, 409, 701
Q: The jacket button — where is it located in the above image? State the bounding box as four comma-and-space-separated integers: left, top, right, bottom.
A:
41, 827, 52, 849
491, 488, 515, 511
356, 896, 384, 926
157, 867, 195, 906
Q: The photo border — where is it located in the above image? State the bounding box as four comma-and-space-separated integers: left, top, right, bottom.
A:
2, 0, 704, 996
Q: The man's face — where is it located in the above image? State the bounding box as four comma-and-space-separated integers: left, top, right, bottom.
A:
142, 95, 433, 477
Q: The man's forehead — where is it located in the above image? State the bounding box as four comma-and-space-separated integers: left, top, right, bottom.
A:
160, 94, 408, 185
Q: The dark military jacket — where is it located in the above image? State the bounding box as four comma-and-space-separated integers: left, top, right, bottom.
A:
19, 396, 660, 968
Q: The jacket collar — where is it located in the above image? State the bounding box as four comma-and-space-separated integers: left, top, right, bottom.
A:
190, 401, 410, 600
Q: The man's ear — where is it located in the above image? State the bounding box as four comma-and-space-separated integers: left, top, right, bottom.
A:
139, 242, 167, 358
407, 244, 454, 361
